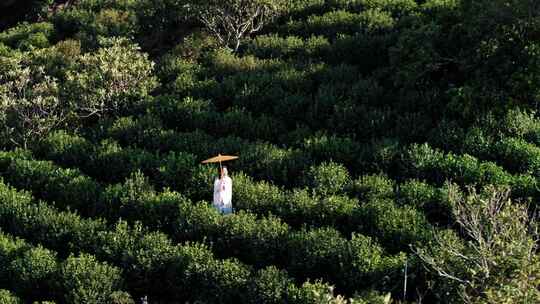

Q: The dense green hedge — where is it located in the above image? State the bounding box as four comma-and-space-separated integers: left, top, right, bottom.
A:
0, 178, 364, 302
29, 134, 428, 255
105, 114, 404, 184
14, 129, 434, 254
0, 230, 130, 303
430, 118, 540, 178
0, 149, 409, 295
280, 9, 395, 38
0, 0, 538, 302
401, 143, 539, 201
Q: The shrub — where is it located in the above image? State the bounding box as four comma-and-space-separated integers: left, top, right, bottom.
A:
356, 199, 432, 253
0, 289, 22, 304
0, 179, 355, 302
247, 34, 305, 58
59, 253, 126, 304
348, 173, 395, 201
3, 157, 101, 215
501, 108, 540, 143
247, 34, 330, 61
301, 133, 363, 172
245, 266, 294, 304
493, 137, 540, 176
134, 0, 195, 50
396, 179, 456, 225
216, 212, 290, 267
174, 199, 290, 267
107, 115, 164, 146
184, 163, 216, 201
91, 139, 159, 183
288, 227, 403, 294
402, 143, 513, 187
303, 161, 351, 195
34, 130, 93, 168
8, 246, 57, 300
173, 243, 251, 303
94, 8, 137, 37
356, 0, 418, 18
108, 291, 135, 304
205, 48, 285, 76
154, 151, 197, 190
346, 233, 405, 292
101, 171, 156, 221
174, 200, 221, 241
0, 22, 55, 50
0, 233, 26, 286
285, 9, 394, 38
287, 281, 339, 304
287, 227, 348, 286
232, 172, 286, 215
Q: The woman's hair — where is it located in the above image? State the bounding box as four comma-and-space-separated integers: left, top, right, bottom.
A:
219, 166, 228, 176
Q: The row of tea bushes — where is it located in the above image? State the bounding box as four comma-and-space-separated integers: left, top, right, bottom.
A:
0, 178, 359, 303
14, 138, 433, 254
0, 231, 130, 303
105, 114, 403, 185
0, 150, 406, 295
280, 9, 395, 39
31, 127, 453, 236
26, 129, 438, 254
401, 143, 538, 201
430, 121, 540, 177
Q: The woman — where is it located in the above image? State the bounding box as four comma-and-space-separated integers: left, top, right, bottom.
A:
213, 166, 233, 214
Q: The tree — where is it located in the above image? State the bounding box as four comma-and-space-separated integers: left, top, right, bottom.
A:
190, 0, 284, 51
0, 38, 157, 149
0, 56, 64, 148
414, 186, 540, 303
63, 37, 158, 117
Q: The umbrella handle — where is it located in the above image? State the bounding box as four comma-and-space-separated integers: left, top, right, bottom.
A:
218, 153, 222, 176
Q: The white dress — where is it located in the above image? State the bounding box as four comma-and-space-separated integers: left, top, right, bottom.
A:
213, 176, 232, 214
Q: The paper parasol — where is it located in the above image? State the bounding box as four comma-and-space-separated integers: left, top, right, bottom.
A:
201, 154, 239, 171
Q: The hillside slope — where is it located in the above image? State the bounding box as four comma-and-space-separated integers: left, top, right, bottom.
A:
0, 0, 539, 303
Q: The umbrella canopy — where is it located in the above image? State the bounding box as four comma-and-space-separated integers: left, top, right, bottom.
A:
201, 154, 239, 164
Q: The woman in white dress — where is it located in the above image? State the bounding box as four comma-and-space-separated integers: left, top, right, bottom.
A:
213, 166, 233, 214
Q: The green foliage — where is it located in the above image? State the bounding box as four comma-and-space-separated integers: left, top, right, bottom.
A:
0, 22, 55, 51
35, 130, 93, 168
348, 173, 394, 201
64, 37, 158, 117
247, 34, 330, 61
245, 266, 293, 303
284, 9, 395, 38
357, 198, 431, 253
304, 161, 350, 195
0, 54, 63, 148
59, 253, 126, 304
0, 0, 538, 302
396, 179, 455, 225
0, 155, 101, 215
0, 289, 22, 304
8, 246, 57, 299
415, 187, 540, 303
